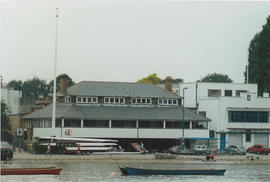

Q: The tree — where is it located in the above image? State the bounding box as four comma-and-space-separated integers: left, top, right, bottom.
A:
6, 80, 23, 90
160, 77, 184, 84
137, 73, 161, 84
22, 76, 49, 98
1, 100, 14, 143
198, 73, 233, 83
246, 15, 270, 95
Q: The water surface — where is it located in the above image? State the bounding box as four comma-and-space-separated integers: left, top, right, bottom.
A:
1, 162, 270, 182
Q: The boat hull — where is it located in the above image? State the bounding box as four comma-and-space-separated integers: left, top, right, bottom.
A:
120, 167, 226, 175
0, 167, 62, 175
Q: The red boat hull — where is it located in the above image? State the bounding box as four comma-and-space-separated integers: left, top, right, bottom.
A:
0, 167, 62, 175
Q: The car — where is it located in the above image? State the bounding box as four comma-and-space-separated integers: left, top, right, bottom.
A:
225, 145, 246, 155
247, 145, 270, 155
1, 141, 14, 160
193, 144, 211, 155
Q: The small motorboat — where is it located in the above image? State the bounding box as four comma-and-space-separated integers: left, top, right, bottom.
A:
119, 166, 226, 175
0, 166, 63, 175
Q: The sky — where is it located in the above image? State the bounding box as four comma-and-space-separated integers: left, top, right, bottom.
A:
1, 1, 270, 84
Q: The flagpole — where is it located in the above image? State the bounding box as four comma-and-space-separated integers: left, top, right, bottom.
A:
52, 8, 59, 137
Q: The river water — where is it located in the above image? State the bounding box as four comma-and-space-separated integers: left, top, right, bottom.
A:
1, 162, 270, 182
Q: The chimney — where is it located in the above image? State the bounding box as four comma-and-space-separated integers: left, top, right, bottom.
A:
58, 74, 68, 94
164, 76, 173, 92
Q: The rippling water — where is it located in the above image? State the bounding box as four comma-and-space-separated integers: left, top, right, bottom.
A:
1, 162, 270, 182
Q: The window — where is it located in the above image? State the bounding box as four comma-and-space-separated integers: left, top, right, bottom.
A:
55, 119, 62, 128
198, 111, 206, 117
225, 90, 232, 96
209, 130, 215, 138
131, 98, 152, 105
228, 111, 269, 123
166, 121, 180, 129
77, 96, 98, 104
246, 130, 251, 142
88, 98, 92, 103
181, 122, 190, 129
104, 97, 125, 104
110, 98, 114, 103
64, 119, 81, 127
138, 121, 163, 128
83, 120, 109, 128
208, 89, 221, 97
192, 121, 207, 129
158, 99, 178, 105
65, 96, 71, 103
111, 120, 136, 128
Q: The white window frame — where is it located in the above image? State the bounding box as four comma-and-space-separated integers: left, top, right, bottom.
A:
76, 96, 83, 103
104, 97, 125, 104
131, 98, 152, 105
65, 96, 71, 103
158, 99, 178, 105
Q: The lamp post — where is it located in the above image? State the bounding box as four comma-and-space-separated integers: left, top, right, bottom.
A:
182, 87, 188, 149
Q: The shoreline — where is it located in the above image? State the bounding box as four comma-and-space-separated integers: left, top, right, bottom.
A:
4, 152, 270, 164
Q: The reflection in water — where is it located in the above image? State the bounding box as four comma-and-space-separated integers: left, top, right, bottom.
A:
1, 162, 270, 182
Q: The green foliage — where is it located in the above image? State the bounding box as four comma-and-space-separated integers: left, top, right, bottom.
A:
1, 101, 12, 131
32, 142, 46, 154
6, 74, 76, 98
160, 76, 184, 84
22, 76, 48, 98
246, 15, 270, 95
137, 74, 184, 85
137, 73, 162, 84
198, 73, 233, 83
1, 130, 14, 144
6, 80, 23, 90
1, 101, 14, 143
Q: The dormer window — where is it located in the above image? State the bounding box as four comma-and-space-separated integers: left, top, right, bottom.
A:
65, 96, 71, 103
131, 98, 152, 105
104, 97, 125, 104
76, 96, 98, 104
158, 99, 178, 105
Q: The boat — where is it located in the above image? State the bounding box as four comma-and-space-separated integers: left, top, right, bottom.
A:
0, 166, 63, 175
119, 166, 226, 175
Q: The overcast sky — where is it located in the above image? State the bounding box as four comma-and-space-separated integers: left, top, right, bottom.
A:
1, 1, 270, 84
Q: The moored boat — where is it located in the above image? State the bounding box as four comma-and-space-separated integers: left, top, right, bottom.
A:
119, 166, 226, 175
0, 166, 63, 175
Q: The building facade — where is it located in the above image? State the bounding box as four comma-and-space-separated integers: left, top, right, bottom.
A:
23, 81, 210, 151
179, 82, 270, 149
1, 88, 22, 134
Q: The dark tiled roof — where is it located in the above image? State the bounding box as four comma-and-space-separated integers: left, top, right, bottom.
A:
23, 104, 210, 121
66, 81, 179, 98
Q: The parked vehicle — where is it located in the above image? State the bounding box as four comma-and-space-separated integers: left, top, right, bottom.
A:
193, 144, 215, 155
225, 145, 246, 155
1, 141, 14, 160
247, 145, 270, 155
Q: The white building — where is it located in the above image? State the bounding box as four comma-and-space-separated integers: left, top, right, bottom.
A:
1, 88, 21, 115
23, 81, 210, 151
179, 82, 270, 149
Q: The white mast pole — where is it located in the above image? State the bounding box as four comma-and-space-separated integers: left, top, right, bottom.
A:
52, 8, 59, 137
